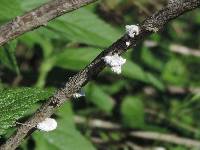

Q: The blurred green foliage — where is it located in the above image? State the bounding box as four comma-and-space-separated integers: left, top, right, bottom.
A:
0, 88, 53, 135
0, 0, 200, 150
121, 96, 145, 128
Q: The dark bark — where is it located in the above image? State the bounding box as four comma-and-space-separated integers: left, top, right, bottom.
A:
0, 0, 200, 150
0, 0, 97, 46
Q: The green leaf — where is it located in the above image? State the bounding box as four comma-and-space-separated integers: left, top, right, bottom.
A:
0, 0, 50, 22
122, 60, 165, 90
121, 96, 145, 128
169, 146, 187, 150
0, 40, 19, 74
48, 8, 121, 47
0, 87, 53, 135
162, 58, 188, 85
52, 47, 100, 71
191, 93, 200, 102
85, 83, 115, 113
33, 103, 96, 150
20, 0, 49, 12
100, 80, 126, 95
141, 46, 164, 71
0, 0, 21, 21
193, 10, 200, 25
146, 73, 165, 91
19, 31, 44, 48
122, 60, 148, 82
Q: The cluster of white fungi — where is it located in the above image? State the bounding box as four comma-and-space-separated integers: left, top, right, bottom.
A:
36, 25, 139, 132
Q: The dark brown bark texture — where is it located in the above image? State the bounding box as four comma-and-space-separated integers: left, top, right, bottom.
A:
0, 0, 199, 150
0, 0, 97, 46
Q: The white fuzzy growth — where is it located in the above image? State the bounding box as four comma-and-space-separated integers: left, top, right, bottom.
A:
103, 54, 126, 74
126, 41, 131, 47
110, 66, 122, 74
154, 147, 166, 150
125, 25, 139, 38
104, 54, 126, 67
37, 118, 57, 132
73, 89, 85, 98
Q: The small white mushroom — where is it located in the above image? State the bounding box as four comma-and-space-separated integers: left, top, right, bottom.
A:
37, 118, 57, 132
103, 54, 126, 74
125, 25, 139, 38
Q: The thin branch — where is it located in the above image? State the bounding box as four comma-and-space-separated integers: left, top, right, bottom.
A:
167, 86, 200, 94
0, 0, 200, 150
74, 115, 121, 130
0, 0, 97, 46
170, 44, 200, 57
91, 137, 150, 150
75, 115, 200, 148
144, 41, 200, 57
143, 86, 200, 95
130, 131, 200, 148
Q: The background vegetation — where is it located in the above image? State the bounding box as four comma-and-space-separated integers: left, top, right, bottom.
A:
0, 0, 200, 149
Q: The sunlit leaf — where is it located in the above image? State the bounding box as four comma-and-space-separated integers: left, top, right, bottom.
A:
0, 88, 53, 135
121, 96, 145, 128
85, 83, 115, 113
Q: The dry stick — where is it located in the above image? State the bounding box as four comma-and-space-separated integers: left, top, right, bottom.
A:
143, 85, 200, 95
74, 116, 200, 148
130, 132, 200, 148
170, 44, 200, 57
144, 41, 200, 57
0, 0, 98, 46
0, 0, 200, 150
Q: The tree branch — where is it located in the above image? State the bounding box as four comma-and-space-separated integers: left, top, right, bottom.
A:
74, 115, 200, 148
144, 41, 200, 57
130, 131, 200, 148
0, 0, 97, 46
0, 0, 200, 149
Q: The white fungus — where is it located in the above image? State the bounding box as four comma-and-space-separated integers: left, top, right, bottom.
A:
125, 41, 131, 47
103, 54, 126, 74
72, 89, 85, 98
37, 118, 57, 132
110, 66, 122, 74
154, 147, 166, 150
125, 25, 139, 38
